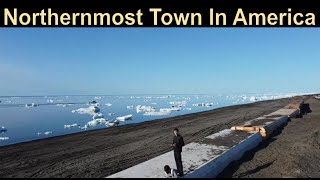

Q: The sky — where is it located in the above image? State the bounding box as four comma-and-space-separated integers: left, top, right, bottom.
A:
0, 28, 319, 96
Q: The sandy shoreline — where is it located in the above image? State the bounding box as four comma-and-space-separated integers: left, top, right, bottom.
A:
0, 95, 314, 178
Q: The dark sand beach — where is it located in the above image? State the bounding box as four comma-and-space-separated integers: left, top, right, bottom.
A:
0, 95, 319, 178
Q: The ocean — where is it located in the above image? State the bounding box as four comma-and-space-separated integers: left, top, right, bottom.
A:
0, 93, 308, 146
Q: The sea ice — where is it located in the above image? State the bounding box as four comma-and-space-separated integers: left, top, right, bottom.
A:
116, 114, 133, 121
0, 126, 7, 133
93, 113, 104, 119
44, 131, 53, 136
136, 105, 156, 113
0, 137, 9, 140
72, 106, 100, 115
143, 111, 171, 116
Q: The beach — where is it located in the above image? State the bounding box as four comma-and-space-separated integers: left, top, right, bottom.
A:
0, 95, 318, 178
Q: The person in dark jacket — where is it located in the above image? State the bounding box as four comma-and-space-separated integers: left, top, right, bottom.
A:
171, 128, 185, 177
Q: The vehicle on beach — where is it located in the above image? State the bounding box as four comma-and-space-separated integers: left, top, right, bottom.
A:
314, 95, 320, 100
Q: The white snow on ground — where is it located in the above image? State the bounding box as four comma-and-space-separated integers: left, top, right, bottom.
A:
205, 129, 233, 140
107, 142, 230, 178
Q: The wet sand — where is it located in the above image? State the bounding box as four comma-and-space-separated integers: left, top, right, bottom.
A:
0, 96, 313, 178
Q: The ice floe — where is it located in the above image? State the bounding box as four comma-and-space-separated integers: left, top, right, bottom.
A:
64, 124, 79, 129
0, 137, 9, 140
107, 120, 120, 127
108, 113, 116, 116
169, 101, 187, 107
47, 99, 54, 103
93, 113, 104, 119
25, 103, 39, 108
143, 111, 171, 116
136, 105, 156, 113
72, 106, 100, 115
116, 114, 133, 122
160, 107, 181, 112
0, 126, 7, 133
192, 103, 214, 107
127, 105, 134, 109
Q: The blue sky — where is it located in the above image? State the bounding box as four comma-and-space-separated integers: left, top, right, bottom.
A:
0, 28, 319, 95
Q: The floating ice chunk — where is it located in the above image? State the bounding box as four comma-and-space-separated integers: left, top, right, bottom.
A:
105, 103, 112, 106
108, 113, 116, 116
0, 137, 9, 140
47, 99, 54, 103
160, 107, 181, 112
169, 101, 187, 107
93, 113, 104, 119
64, 124, 79, 129
143, 111, 171, 116
44, 131, 53, 136
94, 97, 102, 99
151, 103, 157, 105
136, 105, 156, 113
116, 114, 133, 121
72, 106, 100, 115
183, 108, 192, 111
87, 120, 98, 127
127, 105, 134, 109
192, 103, 214, 107
95, 118, 108, 124
25, 103, 38, 108
0, 126, 7, 133
107, 120, 120, 127
249, 96, 258, 102
37, 132, 41, 136
80, 125, 88, 130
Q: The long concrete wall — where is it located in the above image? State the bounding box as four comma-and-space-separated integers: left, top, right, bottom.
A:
106, 101, 304, 178
107, 130, 262, 178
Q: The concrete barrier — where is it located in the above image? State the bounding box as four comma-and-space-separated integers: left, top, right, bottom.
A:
231, 115, 289, 139
266, 108, 300, 118
106, 129, 262, 178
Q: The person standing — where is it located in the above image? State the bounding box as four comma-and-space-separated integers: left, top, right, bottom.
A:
171, 128, 185, 177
